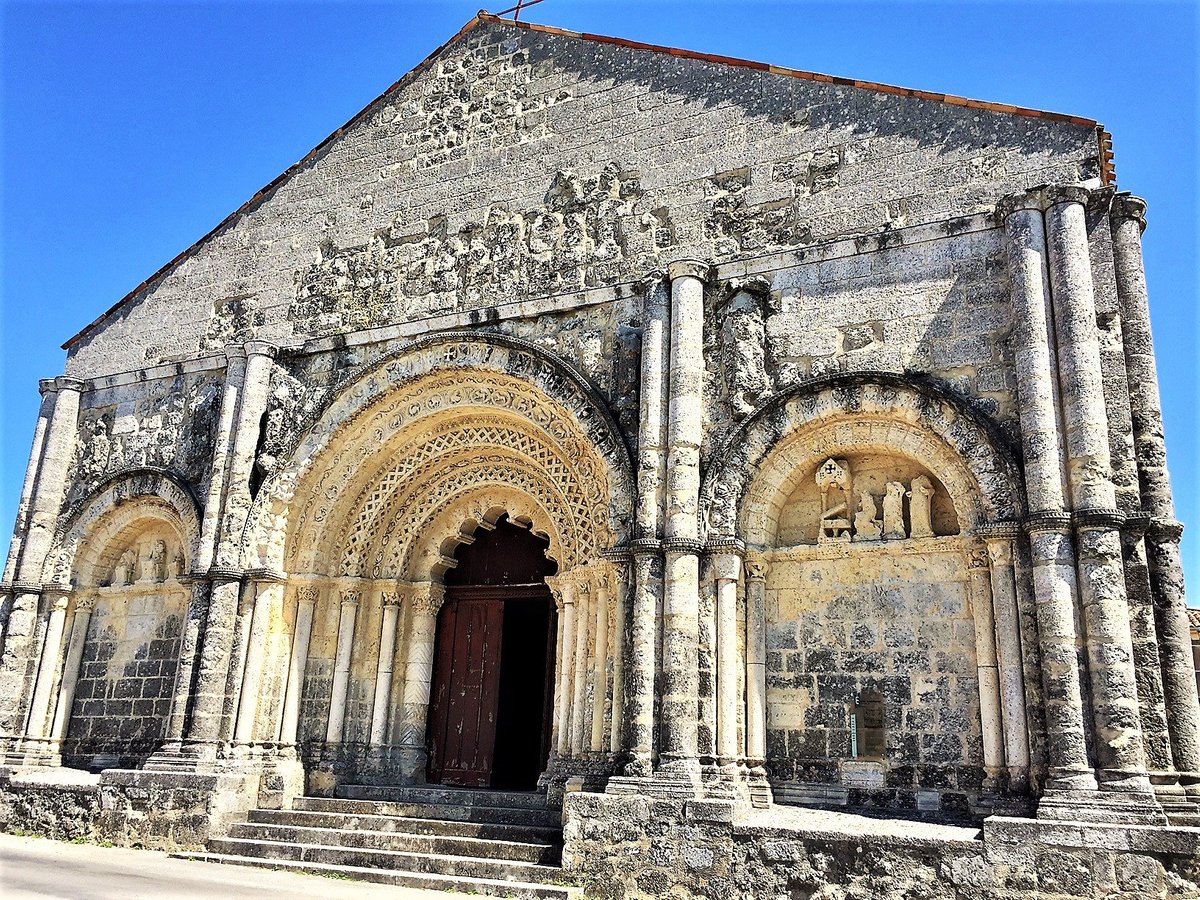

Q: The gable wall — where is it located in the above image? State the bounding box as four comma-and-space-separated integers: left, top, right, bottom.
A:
63, 20, 1099, 380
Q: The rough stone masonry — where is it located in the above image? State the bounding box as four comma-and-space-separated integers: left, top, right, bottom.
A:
1, 11, 1198, 899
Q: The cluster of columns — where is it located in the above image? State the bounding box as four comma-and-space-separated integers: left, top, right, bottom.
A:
999, 186, 1200, 819
228, 579, 445, 771
964, 534, 1032, 792
0, 377, 85, 756
546, 563, 624, 766
620, 260, 768, 789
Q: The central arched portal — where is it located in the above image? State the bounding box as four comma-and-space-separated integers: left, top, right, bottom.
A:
427, 516, 558, 789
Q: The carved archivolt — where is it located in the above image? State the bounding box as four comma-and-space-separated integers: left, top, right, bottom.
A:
41, 469, 199, 589
241, 334, 632, 577
702, 377, 1022, 547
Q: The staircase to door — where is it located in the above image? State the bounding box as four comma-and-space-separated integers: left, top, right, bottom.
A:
180, 784, 579, 898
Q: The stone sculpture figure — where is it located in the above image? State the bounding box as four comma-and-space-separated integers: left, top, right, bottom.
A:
882, 481, 907, 540
148, 539, 168, 582
853, 490, 882, 541
908, 474, 935, 538
116, 547, 138, 585
719, 287, 774, 419
816, 458, 852, 543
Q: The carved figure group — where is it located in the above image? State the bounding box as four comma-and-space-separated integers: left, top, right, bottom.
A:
815, 458, 940, 544
110, 538, 178, 586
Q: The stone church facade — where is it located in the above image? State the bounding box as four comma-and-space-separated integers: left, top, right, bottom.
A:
2, 12, 1199, 898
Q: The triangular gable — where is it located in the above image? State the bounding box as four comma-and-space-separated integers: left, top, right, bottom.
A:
63, 11, 1110, 352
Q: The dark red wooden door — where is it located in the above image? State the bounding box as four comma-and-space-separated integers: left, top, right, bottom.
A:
427, 596, 504, 787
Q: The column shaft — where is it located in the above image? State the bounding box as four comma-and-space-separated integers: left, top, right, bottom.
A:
0, 379, 83, 738
590, 578, 610, 754
326, 589, 361, 743
570, 581, 592, 756
1111, 195, 1200, 795
967, 549, 1005, 787
164, 582, 208, 742
622, 272, 669, 777
234, 581, 281, 743
51, 601, 93, 742
186, 343, 274, 750
370, 593, 402, 746
399, 585, 443, 779
279, 587, 317, 743
1046, 188, 1149, 790
985, 537, 1031, 788
549, 594, 566, 752
713, 553, 741, 765
658, 259, 708, 774
24, 592, 70, 742
623, 553, 658, 774
221, 581, 257, 740
744, 561, 768, 765
194, 350, 247, 573
553, 582, 576, 756
608, 572, 626, 755
1000, 193, 1094, 789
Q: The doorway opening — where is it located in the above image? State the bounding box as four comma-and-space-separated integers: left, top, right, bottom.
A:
427, 515, 557, 790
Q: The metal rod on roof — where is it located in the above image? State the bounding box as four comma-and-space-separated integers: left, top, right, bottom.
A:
496, 0, 547, 20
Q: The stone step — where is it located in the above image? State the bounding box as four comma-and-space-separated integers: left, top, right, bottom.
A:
228, 821, 560, 864
294, 796, 561, 828
337, 783, 550, 810
178, 853, 580, 899
248, 807, 562, 844
206, 836, 569, 885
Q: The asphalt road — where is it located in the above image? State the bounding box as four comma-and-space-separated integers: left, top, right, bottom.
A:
0, 832, 455, 899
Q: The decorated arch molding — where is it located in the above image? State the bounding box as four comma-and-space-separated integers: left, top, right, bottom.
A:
42, 467, 201, 589
701, 374, 1024, 547
241, 332, 636, 575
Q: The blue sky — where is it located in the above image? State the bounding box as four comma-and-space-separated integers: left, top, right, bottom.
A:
1, 1, 1197, 596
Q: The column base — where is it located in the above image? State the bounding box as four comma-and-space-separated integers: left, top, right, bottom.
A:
702, 762, 773, 809
1036, 787, 1168, 825
1178, 770, 1200, 804
142, 740, 221, 774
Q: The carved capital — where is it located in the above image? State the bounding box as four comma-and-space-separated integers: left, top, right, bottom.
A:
967, 543, 990, 570
295, 585, 319, 607
381, 590, 403, 609
666, 258, 711, 283
636, 268, 668, 297
984, 539, 1013, 568
745, 553, 768, 582
73, 594, 98, 614
995, 189, 1044, 222
1041, 183, 1091, 210
340, 588, 363, 607
52, 376, 88, 395
243, 340, 278, 359
409, 583, 445, 617
712, 552, 743, 583
46, 590, 72, 612
1147, 517, 1185, 543
545, 575, 574, 609
1111, 192, 1148, 233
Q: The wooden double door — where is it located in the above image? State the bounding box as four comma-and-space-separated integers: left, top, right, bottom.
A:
426, 518, 558, 789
